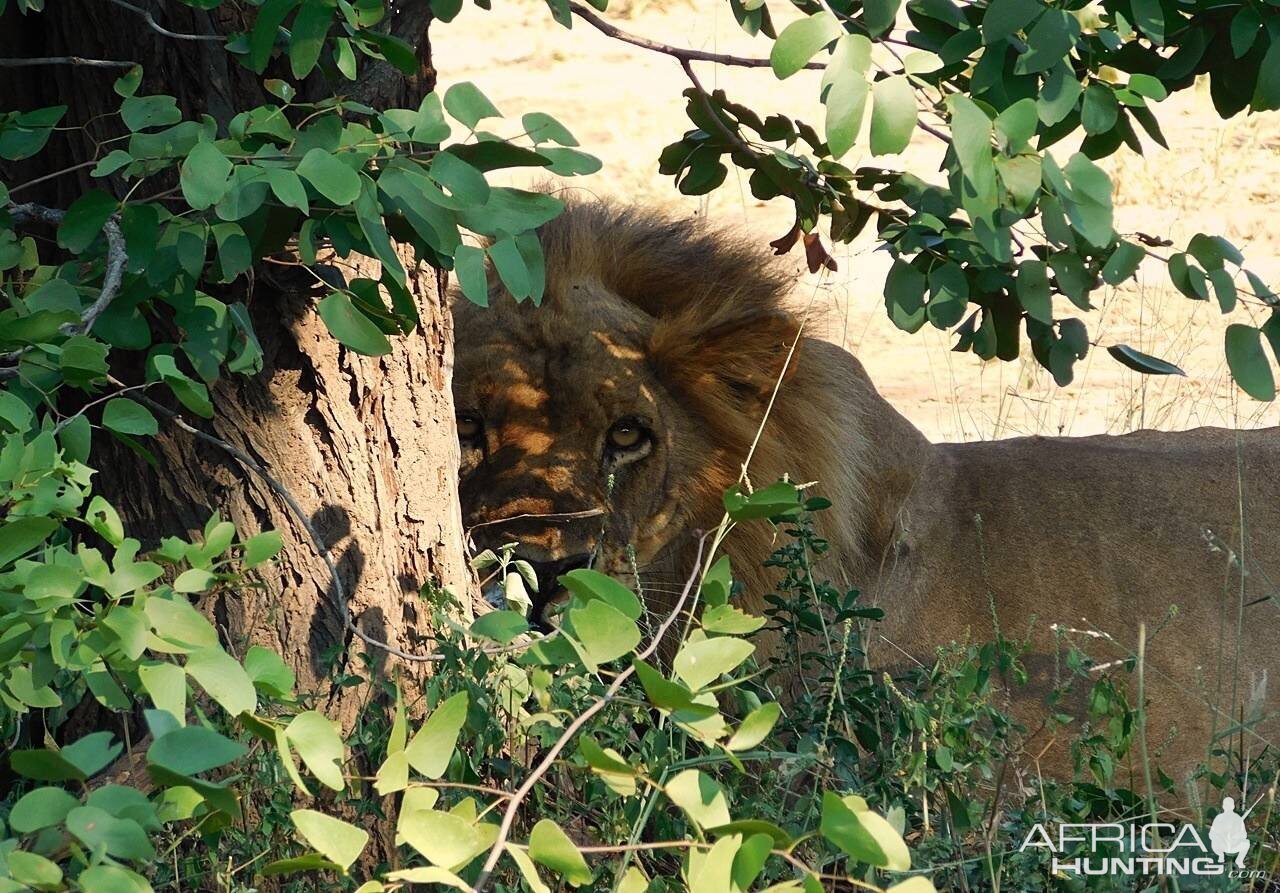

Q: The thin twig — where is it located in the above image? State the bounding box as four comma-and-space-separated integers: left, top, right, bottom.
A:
678, 58, 756, 158
472, 533, 710, 893
0, 56, 136, 68
568, 0, 821, 70
102, 0, 222, 42
1, 203, 128, 380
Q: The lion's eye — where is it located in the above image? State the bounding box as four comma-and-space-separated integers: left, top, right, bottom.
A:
457, 414, 483, 442
606, 419, 648, 452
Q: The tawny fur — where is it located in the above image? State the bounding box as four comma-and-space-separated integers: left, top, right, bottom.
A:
451, 197, 1280, 796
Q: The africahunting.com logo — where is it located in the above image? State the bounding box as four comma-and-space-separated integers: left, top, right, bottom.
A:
1019, 796, 1268, 881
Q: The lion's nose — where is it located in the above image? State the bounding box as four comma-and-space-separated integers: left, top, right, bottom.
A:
527, 553, 593, 629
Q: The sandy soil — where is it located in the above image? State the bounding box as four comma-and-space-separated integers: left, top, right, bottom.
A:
433, 1, 1280, 442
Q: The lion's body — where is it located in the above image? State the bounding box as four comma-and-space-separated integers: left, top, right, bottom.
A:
452, 198, 1280, 792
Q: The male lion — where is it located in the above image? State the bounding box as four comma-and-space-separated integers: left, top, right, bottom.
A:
451, 197, 1279, 790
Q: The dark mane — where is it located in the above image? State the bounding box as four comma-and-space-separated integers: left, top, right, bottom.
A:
536, 197, 796, 328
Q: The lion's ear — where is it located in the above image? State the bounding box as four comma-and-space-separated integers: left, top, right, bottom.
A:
650, 310, 802, 405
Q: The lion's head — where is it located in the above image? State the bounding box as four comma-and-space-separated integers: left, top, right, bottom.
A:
452, 197, 868, 625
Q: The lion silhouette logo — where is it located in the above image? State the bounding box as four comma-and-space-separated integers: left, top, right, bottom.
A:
1209, 797, 1251, 868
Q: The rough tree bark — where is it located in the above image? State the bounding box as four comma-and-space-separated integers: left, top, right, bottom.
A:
0, 1, 470, 723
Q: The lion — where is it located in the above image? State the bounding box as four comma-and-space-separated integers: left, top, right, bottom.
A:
451, 196, 1280, 792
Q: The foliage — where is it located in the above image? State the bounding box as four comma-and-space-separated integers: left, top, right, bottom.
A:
1, 0, 1278, 890
642, 0, 1280, 396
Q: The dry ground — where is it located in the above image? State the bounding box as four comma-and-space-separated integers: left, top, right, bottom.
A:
433, 2, 1280, 441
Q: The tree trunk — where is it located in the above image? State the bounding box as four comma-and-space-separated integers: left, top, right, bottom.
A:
0, 2, 469, 721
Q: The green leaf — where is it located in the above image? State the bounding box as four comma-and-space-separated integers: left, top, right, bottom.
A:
265, 167, 310, 213
1015, 10, 1080, 75
1081, 84, 1118, 135
863, 0, 901, 36
1231, 7, 1261, 58
529, 819, 592, 886
722, 480, 803, 520
185, 646, 257, 716
488, 235, 531, 299
102, 398, 158, 436
523, 112, 578, 146
1017, 259, 1052, 324
317, 291, 392, 356
244, 645, 295, 695
508, 844, 552, 893
824, 66, 868, 161
120, 94, 181, 131
1038, 63, 1081, 126
428, 153, 490, 207
66, 806, 154, 861
701, 604, 765, 635
1127, 73, 1167, 101
869, 76, 916, 156
727, 702, 781, 751
820, 792, 910, 870
1187, 233, 1243, 270
138, 661, 186, 721
9, 786, 80, 833
568, 598, 640, 667
399, 809, 482, 867
665, 769, 731, 829
673, 636, 755, 690
64, 732, 124, 777
180, 140, 233, 210
1225, 324, 1276, 401
7, 851, 62, 888
1168, 253, 1208, 300
147, 594, 219, 649
1130, 0, 1164, 44
243, 530, 283, 568
114, 65, 142, 97
1060, 152, 1114, 246
0, 517, 57, 567
994, 98, 1038, 151
444, 82, 501, 128
285, 710, 346, 791
251, 0, 300, 71
1101, 240, 1144, 285
453, 244, 489, 306
297, 147, 361, 205
57, 190, 117, 254
559, 568, 642, 619
1106, 344, 1185, 376
292, 809, 369, 872
947, 94, 997, 223
77, 866, 154, 893
151, 354, 214, 418
982, 0, 1041, 44
404, 691, 468, 778
354, 174, 406, 282
770, 12, 841, 79
148, 726, 246, 775
288, 0, 336, 78
884, 258, 927, 332
174, 567, 217, 593
926, 261, 968, 328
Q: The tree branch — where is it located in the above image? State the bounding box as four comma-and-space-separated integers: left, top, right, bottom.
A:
0, 56, 136, 68
568, 0, 821, 70
1, 203, 128, 380
102, 0, 222, 42
472, 533, 710, 893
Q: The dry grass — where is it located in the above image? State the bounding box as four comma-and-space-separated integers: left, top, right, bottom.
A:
433, 1, 1280, 441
